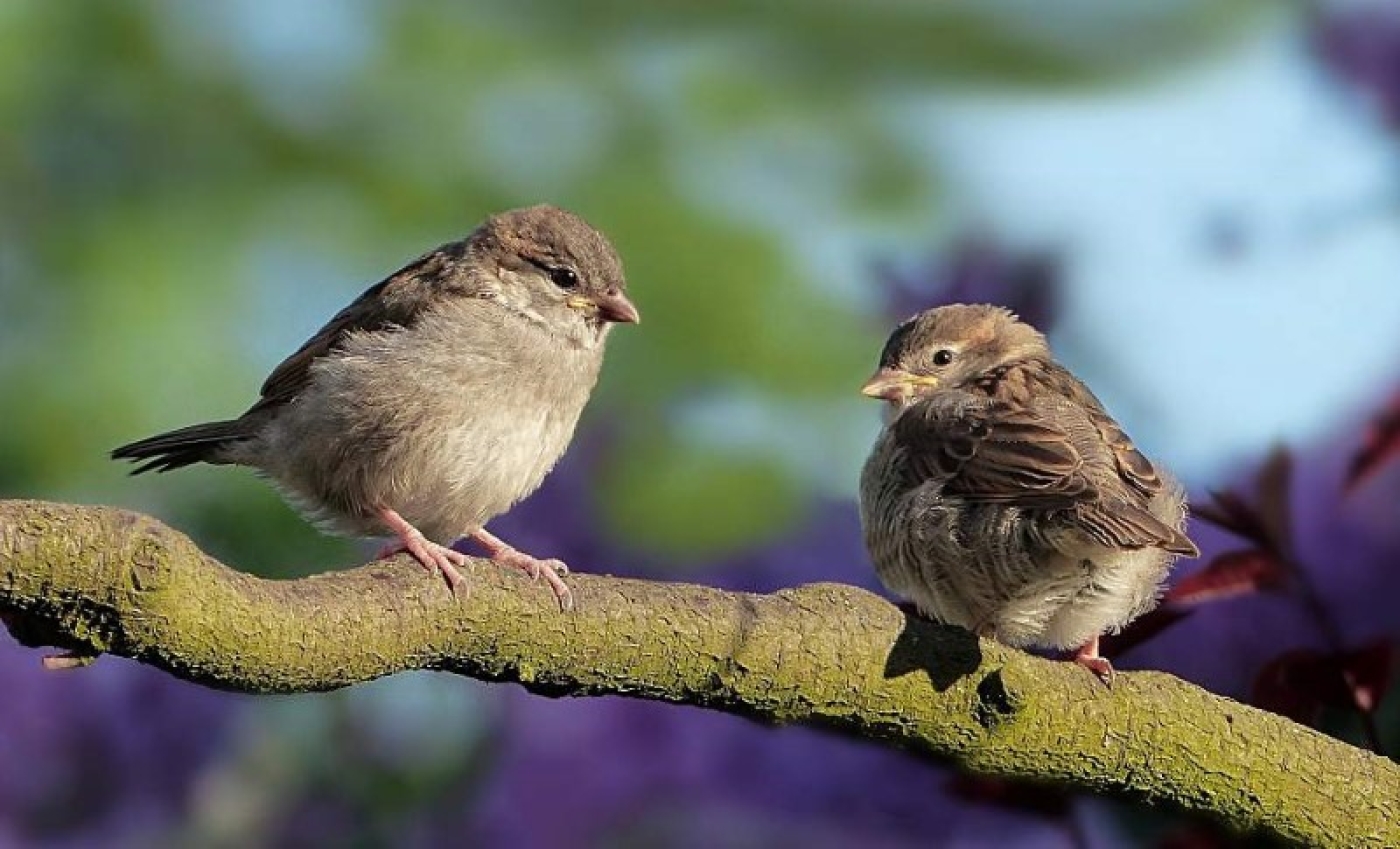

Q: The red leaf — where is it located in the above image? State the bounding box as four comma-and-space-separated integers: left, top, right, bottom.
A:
1157, 826, 1236, 849
1254, 446, 1294, 554
947, 775, 1070, 819
1346, 390, 1400, 493
1252, 640, 1396, 724
1101, 606, 1194, 658
1193, 490, 1275, 548
1165, 549, 1287, 606
1339, 639, 1394, 713
1253, 649, 1332, 725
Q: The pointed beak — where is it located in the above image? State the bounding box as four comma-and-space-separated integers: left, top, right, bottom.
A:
860, 367, 936, 401
593, 289, 640, 325
566, 291, 640, 324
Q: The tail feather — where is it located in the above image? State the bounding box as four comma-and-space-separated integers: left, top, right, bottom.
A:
111, 420, 248, 474
1079, 499, 1200, 558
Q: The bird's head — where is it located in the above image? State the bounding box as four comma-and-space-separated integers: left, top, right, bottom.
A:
469, 204, 639, 347
860, 304, 1048, 409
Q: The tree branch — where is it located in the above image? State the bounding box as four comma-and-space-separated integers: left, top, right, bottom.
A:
1, 499, 1395, 847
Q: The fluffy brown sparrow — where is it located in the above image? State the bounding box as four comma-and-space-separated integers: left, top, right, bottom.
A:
113, 205, 639, 610
858, 304, 1197, 682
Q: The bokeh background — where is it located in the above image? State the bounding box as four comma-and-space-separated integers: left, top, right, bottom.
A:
3, 1, 1399, 846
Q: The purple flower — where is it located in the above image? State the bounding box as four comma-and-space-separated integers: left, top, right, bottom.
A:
1312, 1, 1400, 128
471, 691, 1082, 848
873, 239, 1061, 329
0, 640, 239, 847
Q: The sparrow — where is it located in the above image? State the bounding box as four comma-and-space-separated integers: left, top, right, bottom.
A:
858, 304, 1197, 683
113, 205, 639, 610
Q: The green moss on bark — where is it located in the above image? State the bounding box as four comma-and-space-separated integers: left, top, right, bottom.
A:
1, 499, 1396, 847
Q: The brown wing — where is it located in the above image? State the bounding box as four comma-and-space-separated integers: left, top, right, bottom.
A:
1026, 366, 1194, 551
248, 246, 467, 415
895, 393, 1197, 555
1088, 410, 1162, 497
1038, 362, 1162, 498
893, 396, 1096, 508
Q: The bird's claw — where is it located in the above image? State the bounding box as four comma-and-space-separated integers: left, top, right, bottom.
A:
42, 651, 99, 671
468, 528, 575, 611
1076, 655, 1115, 687
1072, 638, 1115, 687
380, 535, 471, 595
524, 557, 568, 579
493, 550, 574, 611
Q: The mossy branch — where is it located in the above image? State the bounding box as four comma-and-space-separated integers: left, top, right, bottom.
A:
1, 499, 1395, 847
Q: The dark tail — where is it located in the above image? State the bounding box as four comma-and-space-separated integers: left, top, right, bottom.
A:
111, 420, 248, 474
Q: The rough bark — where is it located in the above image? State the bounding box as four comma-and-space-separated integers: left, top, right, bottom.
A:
1, 499, 1395, 847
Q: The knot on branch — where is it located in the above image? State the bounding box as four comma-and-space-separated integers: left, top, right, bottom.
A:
974, 668, 1021, 729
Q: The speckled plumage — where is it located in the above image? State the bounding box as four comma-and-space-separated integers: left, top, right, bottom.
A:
858, 304, 1197, 679
113, 205, 638, 608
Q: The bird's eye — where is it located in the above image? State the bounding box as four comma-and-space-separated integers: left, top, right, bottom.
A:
549, 267, 579, 289
932, 349, 955, 367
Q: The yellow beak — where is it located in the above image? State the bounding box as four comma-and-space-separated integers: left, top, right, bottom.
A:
860, 367, 939, 401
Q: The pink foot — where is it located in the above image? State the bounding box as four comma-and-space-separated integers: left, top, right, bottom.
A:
376, 508, 470, 593
1073, 636, 1115, 687
470, 527, 574, 611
